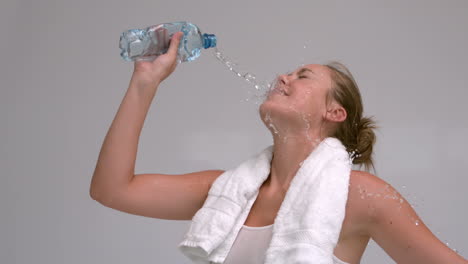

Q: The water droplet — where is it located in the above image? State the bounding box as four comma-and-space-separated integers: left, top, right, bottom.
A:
415, 220, 419, 226
213, 48, 271, 104
243, 73, 256, 82
225, 61, 233, 69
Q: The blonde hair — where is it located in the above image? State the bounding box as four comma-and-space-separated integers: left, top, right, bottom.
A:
324, 61, 379, 174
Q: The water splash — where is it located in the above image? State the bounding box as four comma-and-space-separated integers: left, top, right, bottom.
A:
213, 47, 274, 105
264, 112, 279, 135
444, 242, 460, 254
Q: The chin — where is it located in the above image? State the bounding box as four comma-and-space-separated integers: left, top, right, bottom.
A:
258, 101, 284, 125
258, 102, 271, 123
259, 100, 272, 115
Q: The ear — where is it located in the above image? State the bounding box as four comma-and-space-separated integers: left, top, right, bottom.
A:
325, 103, 347, 123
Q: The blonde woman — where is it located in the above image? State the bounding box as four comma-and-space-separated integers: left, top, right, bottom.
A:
90, 32, 467, 264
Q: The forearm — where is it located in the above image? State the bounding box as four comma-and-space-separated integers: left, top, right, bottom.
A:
90, 76, 160, 201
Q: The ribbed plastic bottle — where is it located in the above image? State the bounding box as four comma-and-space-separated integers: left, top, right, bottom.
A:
119, 21, 216, 62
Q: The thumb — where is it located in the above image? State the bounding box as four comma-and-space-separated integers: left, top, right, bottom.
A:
167, 31, 183, 57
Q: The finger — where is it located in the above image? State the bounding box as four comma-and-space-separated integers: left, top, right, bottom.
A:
168, 31, 183, 56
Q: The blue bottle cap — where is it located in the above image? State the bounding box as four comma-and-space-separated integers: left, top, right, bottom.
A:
203, 34, 217, 49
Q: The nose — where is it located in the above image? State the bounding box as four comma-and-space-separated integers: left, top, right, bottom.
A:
278, 74, 289, 85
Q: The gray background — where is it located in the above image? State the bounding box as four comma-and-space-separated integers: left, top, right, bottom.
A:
2, 0, 467, 263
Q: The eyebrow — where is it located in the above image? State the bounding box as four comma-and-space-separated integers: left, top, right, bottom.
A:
286, 68, 315, 76
297, 68, 314, 75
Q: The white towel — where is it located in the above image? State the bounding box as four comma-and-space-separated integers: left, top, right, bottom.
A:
178, 137, 352, 264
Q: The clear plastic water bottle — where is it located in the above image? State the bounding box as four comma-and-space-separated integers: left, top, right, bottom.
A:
119, 21, 216, 62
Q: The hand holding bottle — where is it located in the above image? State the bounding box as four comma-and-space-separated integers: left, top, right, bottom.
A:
130, 31, 184, 88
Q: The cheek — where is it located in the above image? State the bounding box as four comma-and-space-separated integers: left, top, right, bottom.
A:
293, 94, 328, 117
295, 92, 319, 107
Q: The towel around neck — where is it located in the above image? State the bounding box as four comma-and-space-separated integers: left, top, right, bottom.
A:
178, 137, 352, 264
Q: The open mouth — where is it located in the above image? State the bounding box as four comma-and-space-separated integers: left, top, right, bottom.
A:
272, 86, 288, 96
268, 77, 289, 96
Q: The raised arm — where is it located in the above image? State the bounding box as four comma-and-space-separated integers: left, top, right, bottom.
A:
89, 32, 187, 200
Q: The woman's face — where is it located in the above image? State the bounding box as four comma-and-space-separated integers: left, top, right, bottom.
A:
259, 64, 334, 136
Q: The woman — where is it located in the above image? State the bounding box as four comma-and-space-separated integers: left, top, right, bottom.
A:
89, 32, 467, 263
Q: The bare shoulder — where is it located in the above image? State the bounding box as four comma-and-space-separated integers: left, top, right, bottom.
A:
349, 169, 382, 185
348, 171, 468, 263
349, 169, 392, 197
344, 170, 392, 235
349, 169, 402, 206
347, 170, 413, 233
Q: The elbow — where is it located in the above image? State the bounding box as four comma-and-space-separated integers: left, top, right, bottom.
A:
89, 184, 106, 201
89, 181, 104, 201
89, 185, 121, 207
89, 174, 105, 201
89, 187, 98, 201
89, 189, 109, 207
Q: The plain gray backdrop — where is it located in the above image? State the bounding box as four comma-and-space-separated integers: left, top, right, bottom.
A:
2, 0, 467, 263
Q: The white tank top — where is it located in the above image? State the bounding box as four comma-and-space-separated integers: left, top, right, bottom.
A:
223, 224, 350, 264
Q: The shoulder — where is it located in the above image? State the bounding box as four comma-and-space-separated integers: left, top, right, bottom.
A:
348, 171, 467, 263
345, 170, 395, 235
347, 170, 415, 232
349, 170, 390, 197
349, 169, 382, 185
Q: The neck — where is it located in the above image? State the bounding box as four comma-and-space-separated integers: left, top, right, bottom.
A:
266, 131, 327, 194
